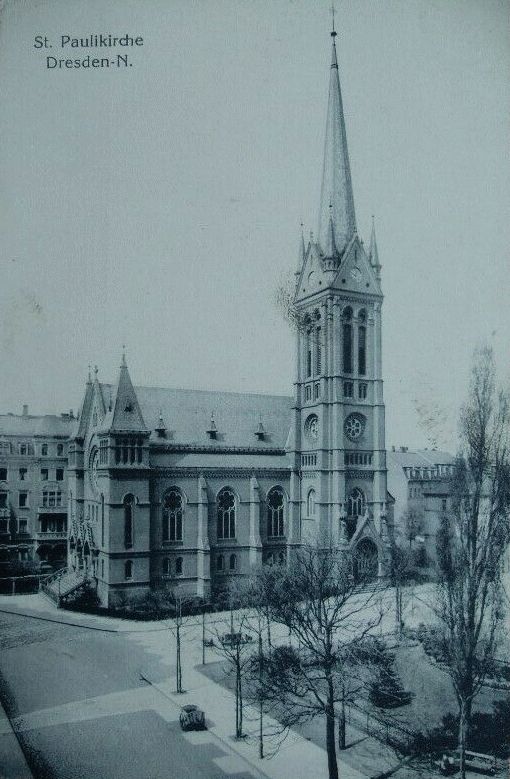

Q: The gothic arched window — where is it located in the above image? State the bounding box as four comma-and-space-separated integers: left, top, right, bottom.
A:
306, 488, 316, 518
217, 554, 225, 572
342, 307, 353, 373
162, 557, 171, 576
162, 489, 183, 542
100, 494, 104, 547
217, 488, 236, 539
175, 557, 183, 576
267, 487, 285, 538
229, 553, 237, 571
124, 560, 133, 580
358, 309, 367, 376
123, 494, 134, 549
306, 328, 312, 378
315, 327, 322, 375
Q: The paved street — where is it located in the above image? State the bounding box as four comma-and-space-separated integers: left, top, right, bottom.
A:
0, 612, 259, 779
0, 588, 505, 779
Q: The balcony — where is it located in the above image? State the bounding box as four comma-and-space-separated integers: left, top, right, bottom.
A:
35, 531, 67, 541
38, 506, 66, 514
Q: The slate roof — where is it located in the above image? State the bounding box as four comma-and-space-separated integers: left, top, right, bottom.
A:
387, 450, 455, 468
0, 414, 74, 438
317, 37, 356, 255
100, 383, 293, 450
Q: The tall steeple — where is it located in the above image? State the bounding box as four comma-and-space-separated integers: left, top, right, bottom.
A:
317, 20, 356, 257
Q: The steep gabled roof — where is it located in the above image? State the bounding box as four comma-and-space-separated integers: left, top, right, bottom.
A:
103, 357, 148, 434
99, 383, 292, 449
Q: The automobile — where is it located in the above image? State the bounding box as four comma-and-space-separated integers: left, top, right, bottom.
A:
220, 632, 254, 648
179, 704, 206, 731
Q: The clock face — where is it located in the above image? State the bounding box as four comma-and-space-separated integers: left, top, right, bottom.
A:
344, 413, 365, 441
350, 266, 362, 282
305, 414, 319, 441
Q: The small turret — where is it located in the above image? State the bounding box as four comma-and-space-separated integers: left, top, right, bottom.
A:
368, 216, 382, 279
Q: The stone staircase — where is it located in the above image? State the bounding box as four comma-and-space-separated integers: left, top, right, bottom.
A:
41, 567, 91, 607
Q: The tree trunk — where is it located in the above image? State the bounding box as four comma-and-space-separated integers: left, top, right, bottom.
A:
338, 695, 346, 751
176, 622, 182, 693
326, 678, 339, 779
258, 631, 264, 758
458, 700, 467, 779
326, 709, 339, 779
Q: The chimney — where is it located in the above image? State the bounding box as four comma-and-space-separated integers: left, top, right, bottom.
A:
22, 404, 28, 417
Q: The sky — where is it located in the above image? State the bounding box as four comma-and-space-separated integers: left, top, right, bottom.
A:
0, 0, 509, 452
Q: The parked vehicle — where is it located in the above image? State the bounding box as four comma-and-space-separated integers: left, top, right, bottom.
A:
179, 704, 206, 731
220, 632, 253, 647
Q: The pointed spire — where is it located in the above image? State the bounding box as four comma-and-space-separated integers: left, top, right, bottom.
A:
108, 354, 147, 433
317, 19, 356, 256
369, 215, 381, 275
297, 223, 306, 272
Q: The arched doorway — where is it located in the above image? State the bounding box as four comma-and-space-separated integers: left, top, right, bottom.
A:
353, 538, 378, 583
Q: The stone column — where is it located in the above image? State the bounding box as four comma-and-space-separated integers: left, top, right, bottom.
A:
249, 475, 263, 567
196, 474, 210, 598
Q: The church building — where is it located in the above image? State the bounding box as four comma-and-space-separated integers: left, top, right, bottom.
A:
66, 27, 393, 608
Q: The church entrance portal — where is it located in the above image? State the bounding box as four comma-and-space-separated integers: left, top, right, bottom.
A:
353, 538, 378, 583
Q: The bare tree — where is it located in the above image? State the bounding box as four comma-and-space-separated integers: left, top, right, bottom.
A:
259, 545, 387, 779
211, 603, 254, 739
432, 345, 510, 778
401, 507, 424, 551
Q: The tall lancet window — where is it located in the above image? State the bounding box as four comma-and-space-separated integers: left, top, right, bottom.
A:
162, 489, 183, 542
342, 307, 353, 373
217, 488, 236, 540
315, 327, 322, 375
358, 310, 367, 376
123, 494, 134, 549
306, 329, 312, 378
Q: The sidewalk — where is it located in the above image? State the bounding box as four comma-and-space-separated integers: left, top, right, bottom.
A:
0, 594, 167, 633
0, 698, 33, 779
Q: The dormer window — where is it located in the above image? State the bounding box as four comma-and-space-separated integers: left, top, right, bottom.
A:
125, 402, 133, 413
155, 410, 166, 438
255, 421, 265, 440
206, 415, 217, 440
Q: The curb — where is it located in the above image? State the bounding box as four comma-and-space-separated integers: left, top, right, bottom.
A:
0, 606, 120, 633
139, 672, 273, 779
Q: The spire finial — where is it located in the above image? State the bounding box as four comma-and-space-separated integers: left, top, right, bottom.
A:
121, 345, 126, 366
87, 364, 92, 383
331, 3, 337, 38
94, 365, 98, 378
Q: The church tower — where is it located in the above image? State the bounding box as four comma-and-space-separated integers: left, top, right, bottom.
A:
290, 24, 390, 578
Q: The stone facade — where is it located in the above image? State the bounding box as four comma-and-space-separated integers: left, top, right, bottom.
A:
67, 30, 393, 608
0, 406, 74, 571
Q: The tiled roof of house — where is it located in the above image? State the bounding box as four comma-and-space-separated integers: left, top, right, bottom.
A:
0, 414, 74, 437
387, 449, 455, 468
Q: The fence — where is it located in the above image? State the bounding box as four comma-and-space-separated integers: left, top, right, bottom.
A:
0, 573, 53, 596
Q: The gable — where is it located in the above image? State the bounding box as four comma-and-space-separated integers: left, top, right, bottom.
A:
295, 242, 337, 303
331, 237, 382, 297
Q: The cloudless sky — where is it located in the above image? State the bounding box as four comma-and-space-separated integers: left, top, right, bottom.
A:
1, 0, 509, 451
